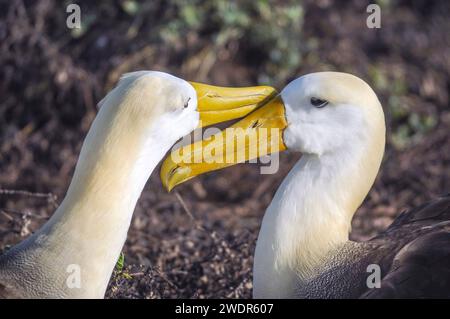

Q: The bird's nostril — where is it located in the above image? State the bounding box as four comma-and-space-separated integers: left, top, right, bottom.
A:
169, 165, 180, 178
251, 120, 263, 129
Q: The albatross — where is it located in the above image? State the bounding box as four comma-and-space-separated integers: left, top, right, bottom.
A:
0, 71, 276, 298
161, 72, 450, 298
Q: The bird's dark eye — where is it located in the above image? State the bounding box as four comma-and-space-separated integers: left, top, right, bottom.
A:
184, 97, 191, 108
310, 97, 328, 108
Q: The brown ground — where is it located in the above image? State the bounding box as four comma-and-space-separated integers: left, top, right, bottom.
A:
0, 0, 449, 298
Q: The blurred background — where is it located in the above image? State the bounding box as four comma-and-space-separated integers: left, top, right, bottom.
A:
0, 0, 449, 298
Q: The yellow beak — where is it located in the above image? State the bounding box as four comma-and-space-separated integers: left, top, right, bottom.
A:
160, 95, 288, 191
191, 81, 277, 127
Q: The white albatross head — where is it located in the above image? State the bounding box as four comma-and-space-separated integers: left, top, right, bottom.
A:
94, 70, 277, 152
281, 72, 385, 157
161, 71, 385, 191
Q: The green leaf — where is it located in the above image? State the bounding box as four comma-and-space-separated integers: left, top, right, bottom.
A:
115, 252, 125, 272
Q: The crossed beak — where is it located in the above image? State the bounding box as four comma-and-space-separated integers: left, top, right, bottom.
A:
160, 82, 288, 191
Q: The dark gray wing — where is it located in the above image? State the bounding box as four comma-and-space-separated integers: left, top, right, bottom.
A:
361, 194, 450, 298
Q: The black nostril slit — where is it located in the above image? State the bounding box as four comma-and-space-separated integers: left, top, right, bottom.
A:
169, 165, 179, 178
251, 120, 261, 129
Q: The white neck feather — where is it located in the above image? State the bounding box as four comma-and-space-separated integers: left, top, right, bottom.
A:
253, 129, 384, 298
40, 130, 168, 297
2, 97, 176, 298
